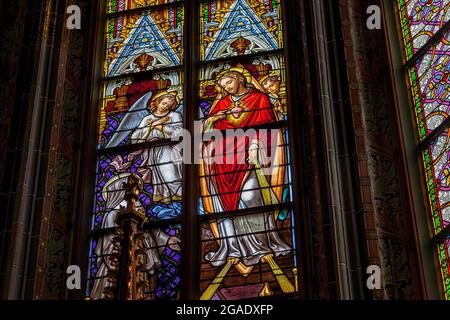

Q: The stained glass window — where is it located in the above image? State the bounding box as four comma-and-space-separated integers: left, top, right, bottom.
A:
397, 0, 450, 299
198, 0, 298, 300
88, 0, 184, 299
89, 0, 299, 300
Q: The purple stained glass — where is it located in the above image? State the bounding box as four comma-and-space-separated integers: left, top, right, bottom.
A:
88, 225, 182, 300
398, 0, 450, 58
93, 151, 182, 229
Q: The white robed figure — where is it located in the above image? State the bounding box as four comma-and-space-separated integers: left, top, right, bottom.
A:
129, 91, 183, 204
107, 90, 183, 211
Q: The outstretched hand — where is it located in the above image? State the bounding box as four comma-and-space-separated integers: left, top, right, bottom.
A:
213, 110, 228, 121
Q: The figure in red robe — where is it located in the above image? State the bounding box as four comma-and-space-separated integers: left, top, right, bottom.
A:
200, 68, 291, 270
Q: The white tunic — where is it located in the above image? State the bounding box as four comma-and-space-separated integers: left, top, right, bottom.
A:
131, 111, 183, 203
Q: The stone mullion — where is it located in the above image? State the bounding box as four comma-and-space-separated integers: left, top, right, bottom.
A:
339, 0, 420, 299
33, 0, 73, 300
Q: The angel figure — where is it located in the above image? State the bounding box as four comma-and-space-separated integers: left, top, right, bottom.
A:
107, 90, 183, 216
260, 74, 286, 120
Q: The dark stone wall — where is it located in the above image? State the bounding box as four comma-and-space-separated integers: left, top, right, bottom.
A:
293, 0, 338, 299
0, 1, 29, 178
339, 0, 422, 299
0, 0, 92, 299
0, 0, 47, 298
31, 0, 91, 299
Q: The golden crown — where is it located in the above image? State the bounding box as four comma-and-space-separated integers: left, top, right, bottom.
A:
155, 79, 171, 90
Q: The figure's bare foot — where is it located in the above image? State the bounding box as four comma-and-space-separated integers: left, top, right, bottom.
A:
261, 254, 274, 263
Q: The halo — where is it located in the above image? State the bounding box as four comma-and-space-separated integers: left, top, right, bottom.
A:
215, 67, 253, 85
101, 172, 135, 202
258, 74, 276, 85
150, 90, 181, 106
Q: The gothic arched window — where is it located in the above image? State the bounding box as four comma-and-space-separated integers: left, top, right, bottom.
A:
397, 0, 450, 299
87, 0, 301, 300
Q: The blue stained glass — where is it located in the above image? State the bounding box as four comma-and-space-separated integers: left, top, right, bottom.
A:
200, 0, 283, 61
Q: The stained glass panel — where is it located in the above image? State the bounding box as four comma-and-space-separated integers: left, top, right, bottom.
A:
93, 0, 299, 299
88, 224, 182, 299
94, 151, 183, 228
98, 72, 184, 149
199, 211, 297, 299
89, 0, 185, 301
106, 0, 182, 13
397, 0, 450, 60
198, 0, 298, 300
423, 130, 450, 234
199, 54, 291, 215
199, 140, 293, 214
200, 0, 283, 61
104, 6, 184, 77
437, 238, 450, 299
398, 0, 450, 301
409, 51, 450, 140
407, 32, 450, 140
199, 55, 287, 121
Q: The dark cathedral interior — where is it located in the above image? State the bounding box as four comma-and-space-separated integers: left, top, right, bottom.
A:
0, 0, 449, 306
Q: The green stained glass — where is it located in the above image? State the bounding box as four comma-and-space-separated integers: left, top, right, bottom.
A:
398, 0, 450, 301
438, 239, 450, 299
397, 0, 450, 60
